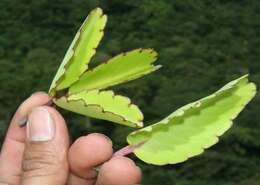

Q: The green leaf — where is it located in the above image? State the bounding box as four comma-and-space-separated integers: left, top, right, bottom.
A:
69, 48, 160, 94
127, 75, 257, 165
54, 90, 144, 128
49, 8, 107, 96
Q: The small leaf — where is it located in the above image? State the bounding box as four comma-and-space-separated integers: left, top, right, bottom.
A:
49, 8, 107, 96
69, 48, 160, 94
54, 90, 143, 128
127, 75, 256, 165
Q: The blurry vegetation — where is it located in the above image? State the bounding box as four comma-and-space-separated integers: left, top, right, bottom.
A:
0, 0, 259, 185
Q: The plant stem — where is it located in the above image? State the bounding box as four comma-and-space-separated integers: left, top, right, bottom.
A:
94, 141, 146, 172
113, 141, 146, 157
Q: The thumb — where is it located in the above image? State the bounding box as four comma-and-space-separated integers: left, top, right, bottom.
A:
21, 106, 69, 185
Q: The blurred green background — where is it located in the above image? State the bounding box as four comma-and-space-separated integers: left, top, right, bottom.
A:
0, 0, 259, 184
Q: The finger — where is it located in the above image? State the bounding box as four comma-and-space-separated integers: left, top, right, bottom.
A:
95, 157, 142, 185
68, 133, 113, 185
0, 92, 51, 185
21, 106, 69, 185
6, 91, 51, 142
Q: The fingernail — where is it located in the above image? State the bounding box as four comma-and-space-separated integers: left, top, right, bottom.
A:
17, 117, 28, 127
27, 107, 55, 142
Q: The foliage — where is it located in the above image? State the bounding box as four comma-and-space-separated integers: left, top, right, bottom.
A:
0, 0, 259, 185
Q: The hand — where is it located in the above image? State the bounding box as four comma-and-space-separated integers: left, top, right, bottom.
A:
0, 92, 141, 185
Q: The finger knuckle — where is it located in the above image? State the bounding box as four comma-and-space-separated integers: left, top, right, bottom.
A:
22, 144, 61, 178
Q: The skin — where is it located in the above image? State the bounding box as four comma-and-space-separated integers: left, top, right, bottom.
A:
0, 92, 142, 185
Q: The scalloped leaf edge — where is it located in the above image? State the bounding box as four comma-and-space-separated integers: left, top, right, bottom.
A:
68, 48, 161, 94
86, 48, 159, 74
49, 7, 107, 96
127, 74, 257, 165
55, 89, 144, 128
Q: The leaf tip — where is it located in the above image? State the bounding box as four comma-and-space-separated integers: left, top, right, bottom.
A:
94, 7, 103, 14
155, 65, 163, 70
136, 121, 144, 128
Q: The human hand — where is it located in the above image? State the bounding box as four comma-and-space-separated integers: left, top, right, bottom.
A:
0, 92, 141, 185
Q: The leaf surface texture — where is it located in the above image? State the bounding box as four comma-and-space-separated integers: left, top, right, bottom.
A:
49, 8, 107, 95
55, 90, 144, 128
69, 49, 160, 94
127, 75, 256, 165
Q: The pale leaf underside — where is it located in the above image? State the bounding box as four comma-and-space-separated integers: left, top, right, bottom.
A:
54, 90, 144, 128
127, 75, 256, 165
69, 48, 161, 94
49, 8, 107, 96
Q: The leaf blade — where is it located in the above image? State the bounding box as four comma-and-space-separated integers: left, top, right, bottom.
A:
69, 48, 160, 94
49, 8, 107, 96
127, 75, 257, 165
54, 90, 143, 128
